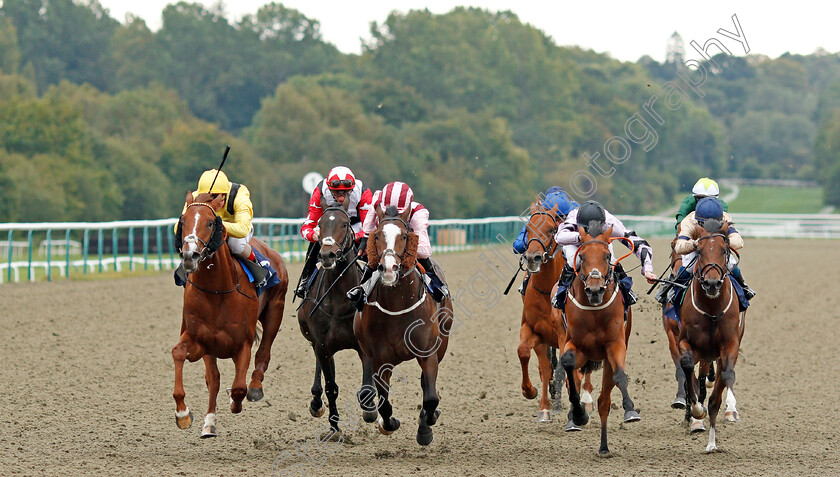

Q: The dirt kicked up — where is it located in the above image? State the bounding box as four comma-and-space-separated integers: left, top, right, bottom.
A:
1, 238, 839, 476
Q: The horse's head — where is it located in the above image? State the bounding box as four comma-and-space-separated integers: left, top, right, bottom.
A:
372, 205, 417, 287
177, 192, 225, 274
523, 202, 560, 273
576, 222, 614, 306
695, 219, 731, 299
317, 196, 353, 270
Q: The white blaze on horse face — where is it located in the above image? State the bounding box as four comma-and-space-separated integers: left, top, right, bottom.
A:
381, 223, 401, 285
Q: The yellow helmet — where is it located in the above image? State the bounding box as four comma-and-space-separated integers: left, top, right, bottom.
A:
197, 169, 231, 194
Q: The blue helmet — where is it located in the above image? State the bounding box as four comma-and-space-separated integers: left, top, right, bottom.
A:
541, 187, 578, 218
695, 197, 724, 221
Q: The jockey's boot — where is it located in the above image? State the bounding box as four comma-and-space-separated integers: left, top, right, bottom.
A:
551, 263, 575, 309
731, 267, 756, 300
347, 265, 375, 311
613, 262, 638, 306
295, 242, 321, 299
240, 253, 268, 288
654, 275, 673, 305
419, 257, 449, 302
518, 273, 531, 296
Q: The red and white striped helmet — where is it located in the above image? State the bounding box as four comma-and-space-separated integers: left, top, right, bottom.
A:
379, 181, 414, 213
326, 166, 356, 191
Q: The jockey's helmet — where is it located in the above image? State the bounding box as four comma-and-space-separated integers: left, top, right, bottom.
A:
326, 166, 356, 191
575, 200, 606, 233
379, 181, 414, 214
542, 188, 578, 218
695, 197, 724, 222
197, 169, 231, 194
692, 178, 720, 198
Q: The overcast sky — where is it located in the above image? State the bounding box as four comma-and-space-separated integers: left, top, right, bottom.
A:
97, 0, 835, 63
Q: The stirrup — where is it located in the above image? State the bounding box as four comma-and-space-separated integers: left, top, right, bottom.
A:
627, 289, 639, 306
294, 281, 307, 299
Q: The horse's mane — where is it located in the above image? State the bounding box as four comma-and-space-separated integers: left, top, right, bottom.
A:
385, 205, 399, 217
702, 219, 723, 234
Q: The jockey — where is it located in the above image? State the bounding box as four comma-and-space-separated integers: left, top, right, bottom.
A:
347, 181, 449, 309
551, 200, 657, 311
667, 197, 756, 300
294, 165, 373, 299
675, 177, 728, 231
178, 169, 270, 286
512, 186, 578, 295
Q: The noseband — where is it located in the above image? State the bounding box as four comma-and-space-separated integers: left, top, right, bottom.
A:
695, 233, 731, 282
180, 202, 223, 261
573, 240, 615, 288
377, 216, 413, 277
320, 207, 356, 262
522, 212, 561, 268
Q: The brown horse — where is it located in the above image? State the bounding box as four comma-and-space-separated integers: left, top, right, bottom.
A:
517, 204, 592, 422
354, 205, 453, 446
172, 193, 288, 437
662, 236, 715, 433
678, 220, 745, 452
557, 224, 640, 456
297, 197, 376, 434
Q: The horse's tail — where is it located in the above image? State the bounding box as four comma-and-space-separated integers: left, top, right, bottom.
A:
580, 360, 603, 374
253, 321, 263, 349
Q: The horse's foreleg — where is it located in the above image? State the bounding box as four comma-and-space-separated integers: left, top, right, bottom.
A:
581, 370, 594, 414
560, 343, 588, 430
357, 353, 378, 423
724, 386, 740, 422
606, 340, 641, 424
551, 347, 566, 412
201, 356, 220, 438
416, 355, 440, 446
679, 340, 705, 421
708, 342, 739, 452
248, 304, 284, 401
172, 333, 193, 430
698, 360, 710, 406
373, 360, 400, 435
318, 351, 341, 432
517, 324, 539, 399
534, 342, 553, 422
706, 362, 727, 453
597, 360, 616, 457
309, 360, 325, 418
229, 342, 251, 414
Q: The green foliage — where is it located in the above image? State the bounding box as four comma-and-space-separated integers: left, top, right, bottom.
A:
728, 185, 824, 213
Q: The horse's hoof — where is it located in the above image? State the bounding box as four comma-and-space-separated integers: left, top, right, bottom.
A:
691, 403, 707, 420
320, 428, 343, 442
424, 409, 441, 426
362, 410, 378, 423
623, 410, 641, 423
175, 409, 193, 430
705, 443, 718, 453
689, 418, 706, 433
310, 404, 326, 418
230, 400, 243, 414
200, 424, 217, 438
377, 417, 400, 435
536, 409, 551, 423
671, 396, 687, 409
583, 402, 594, 414
725, 410, 740, 422
572, 411, 589, 427
523, 387, 538, 400
564, 419, 582, 432
705, 377, 714, 389
598, 449, 613, 458
416, 427, 434, 446
246, 387, 264, 402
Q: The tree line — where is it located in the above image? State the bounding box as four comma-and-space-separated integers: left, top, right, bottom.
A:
1, 1, 839, 223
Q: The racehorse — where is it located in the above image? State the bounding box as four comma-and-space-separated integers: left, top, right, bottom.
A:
557, 223, 640, 456
678, 219, 745, 452
172, 193, 288, 437
297, 197, 377, 434
517, 203, 593, 422
354, 205, 453, 446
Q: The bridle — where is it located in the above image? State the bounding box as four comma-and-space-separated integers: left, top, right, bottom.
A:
376, 216, 415, 278
521, 211, 562, 269
695, 233, 732, 283
179, 202, 223, 262
572, 236, 634, 289
319, 207, 357, 264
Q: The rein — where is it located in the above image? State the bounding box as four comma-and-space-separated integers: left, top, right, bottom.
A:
367, 268, 429, 316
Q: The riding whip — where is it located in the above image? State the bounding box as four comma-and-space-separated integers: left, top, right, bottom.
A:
207, 145, 231, 192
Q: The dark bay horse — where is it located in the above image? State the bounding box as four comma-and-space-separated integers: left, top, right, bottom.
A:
559, 224, 640, 456
297, 198, 376, 435
354, 205, 453, 446
517, 203, 593, 422
172, 193, 288, 437
678, 220, 745, 452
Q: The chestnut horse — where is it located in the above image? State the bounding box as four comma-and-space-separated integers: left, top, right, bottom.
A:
678, 220, 745, 453
354, 205, 453, 446
557, 224, 640, 456
297, 198, 376, 434
517, 204, 593, 422
172, 193, 288, 437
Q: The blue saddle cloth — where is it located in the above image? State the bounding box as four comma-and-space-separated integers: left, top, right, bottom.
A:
173, 248, 281, 296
